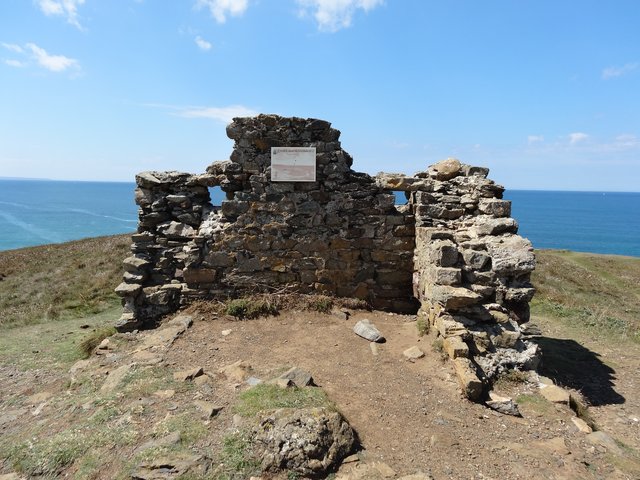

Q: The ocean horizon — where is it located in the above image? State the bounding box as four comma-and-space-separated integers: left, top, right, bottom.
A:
0, 179, 638, 257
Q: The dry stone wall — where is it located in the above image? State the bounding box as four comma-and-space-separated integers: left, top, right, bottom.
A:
116, 114, 538, 399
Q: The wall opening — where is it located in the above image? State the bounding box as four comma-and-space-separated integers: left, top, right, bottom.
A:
208, 186, 224, 207
392, 191, 409, 205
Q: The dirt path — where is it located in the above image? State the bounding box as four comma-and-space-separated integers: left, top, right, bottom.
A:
1, 308, 639, 479
167, 309, 640, 479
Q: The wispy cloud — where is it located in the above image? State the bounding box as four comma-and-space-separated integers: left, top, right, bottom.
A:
194, 36, 212, 51
296, 0, 384, 32
613, 134, 639, 149
602, 62, 638, 80
26, 43, 79, 72
195, 0, 249, 23
4, 59, 26, 68
178, 105, 259, 122
36, 0, 86, 29
1, 42, 24, 53
568, 132, 589, 145
2, 42, 80, 73
527, 135, 544, 145
146, 103, 259, 123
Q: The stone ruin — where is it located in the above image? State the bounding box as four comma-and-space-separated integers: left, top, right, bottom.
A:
116, 114, 539, 400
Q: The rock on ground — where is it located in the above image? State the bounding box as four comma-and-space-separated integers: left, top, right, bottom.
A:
253, 407, 357, 476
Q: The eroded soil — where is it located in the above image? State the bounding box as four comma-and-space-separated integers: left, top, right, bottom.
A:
1, 308, 639, 479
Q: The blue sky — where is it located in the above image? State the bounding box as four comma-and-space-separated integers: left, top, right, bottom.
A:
1, 1, 639, 191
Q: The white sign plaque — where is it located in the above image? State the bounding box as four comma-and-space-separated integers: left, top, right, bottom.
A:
271, 147, 316, 182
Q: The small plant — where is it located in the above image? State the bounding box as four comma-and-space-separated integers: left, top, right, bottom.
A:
307, 296, 333, 313
225, 297, 279, 319
501, 369, 528, 384
416, 316, 428, 336
78, 326, 116, 358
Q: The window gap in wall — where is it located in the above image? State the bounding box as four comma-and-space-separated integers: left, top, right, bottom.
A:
392, 191, 409, 205
208, 186, 224, 207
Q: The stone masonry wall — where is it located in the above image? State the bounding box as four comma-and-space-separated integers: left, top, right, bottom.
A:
116, 114, 538, 399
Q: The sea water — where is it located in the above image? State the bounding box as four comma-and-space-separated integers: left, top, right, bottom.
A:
505, 190, 640, 257
0, 180, 138, 251
0, 180, 638, 257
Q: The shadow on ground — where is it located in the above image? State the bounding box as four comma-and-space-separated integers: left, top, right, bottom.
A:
533, 336, 625, 406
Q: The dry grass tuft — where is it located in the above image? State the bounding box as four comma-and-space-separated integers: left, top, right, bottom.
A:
0, 234, 130, 328
532, 250, 640, 342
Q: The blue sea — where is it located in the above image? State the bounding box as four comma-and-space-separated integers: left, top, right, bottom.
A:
0, 180, 638, 257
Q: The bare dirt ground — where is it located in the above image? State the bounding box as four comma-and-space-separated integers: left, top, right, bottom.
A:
1, 307, 639, 479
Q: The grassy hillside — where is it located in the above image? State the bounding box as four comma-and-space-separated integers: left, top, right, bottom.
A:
0, 234, 130, 328
532, 250, 640, 343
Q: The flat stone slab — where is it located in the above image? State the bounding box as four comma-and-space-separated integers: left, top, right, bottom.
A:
486, 392, 521, 417
403, 346, 425, 360
100, 363, 133, 394
193, 400, 223, 419
353, 319, 385, 342
278, 366, 314, 387
539, 384, 570, 404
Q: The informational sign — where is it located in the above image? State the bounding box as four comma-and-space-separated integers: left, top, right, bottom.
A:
271, 147, 316, 182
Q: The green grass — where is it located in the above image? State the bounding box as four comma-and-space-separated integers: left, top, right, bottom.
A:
78, 325, 117, 358
225, 297, 279, 319
213, 431, 261, 480
153, 413, 208, 444
0, 234, 130, 328
234, 384, 334, 418
0, 306, 121, 370
2, 423, 138, 478
532, 250, 640, 342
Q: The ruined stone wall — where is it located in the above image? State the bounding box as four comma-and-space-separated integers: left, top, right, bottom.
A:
116, 114, 538, 399
404, 159, 538, 399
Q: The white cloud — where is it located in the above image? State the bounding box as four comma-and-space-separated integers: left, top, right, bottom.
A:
4, 59, 26, 67
602, 62, 638, 80
527, 135, 544, 144
26, 43, 79, 72
177, 105, 259, 122
2, 43, 24, 53
195, 0, 249, 23
36, 0, 86, 29
614, 134, 639, 148
195, 36, 212, 51
568, 132, 589, 145
297, 0, 384, 32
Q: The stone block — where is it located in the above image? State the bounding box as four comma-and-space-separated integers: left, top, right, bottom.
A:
430, 285, 482, 309
461, 249, 490, 270
452, 357, 483, 400
428, 240, 459, 267
505, 287, 536, 303
183, 268, 216, 285
485, 235, 536, 274
479, 199, 511, 217
471, 216, 518, 236
123, 256, 150, 273
435, 316, 468, 338
115, 282, 141, 297
443, 336, 469, 359
429, 158, 462, 180
429, 267, 461, 286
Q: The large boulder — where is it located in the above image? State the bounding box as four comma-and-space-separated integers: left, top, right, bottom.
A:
253, 407, 357, 477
